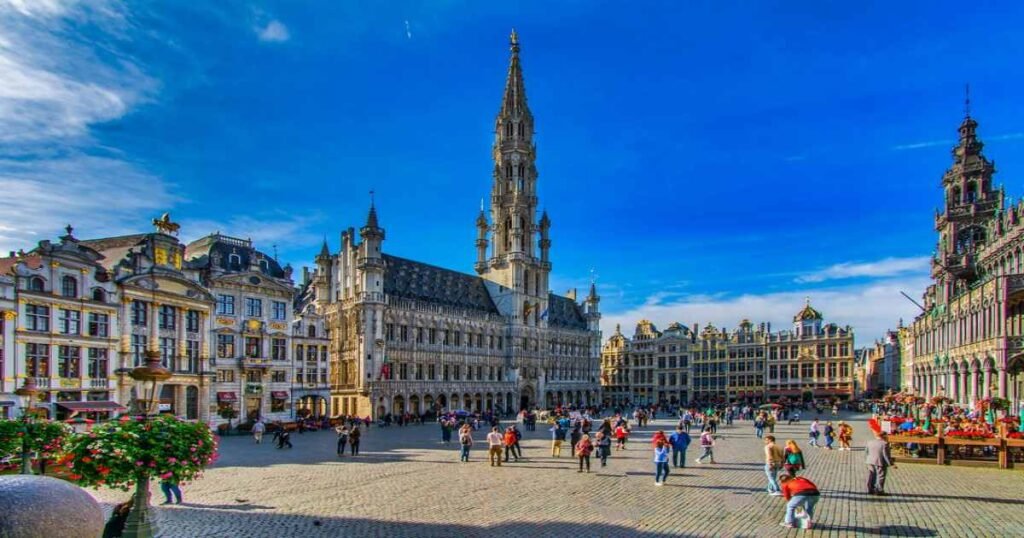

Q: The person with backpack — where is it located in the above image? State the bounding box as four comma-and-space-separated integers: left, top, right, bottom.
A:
458, 424, 473, 462
575, 434, 594, 473
614, 422, 629, 450
550, 422, 567, 457
695, 427, 716, 464
754, 414, 766, 439
503, 426, 519, 462
595, 431, 612, 467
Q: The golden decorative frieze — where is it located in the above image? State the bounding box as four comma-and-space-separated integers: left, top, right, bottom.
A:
216, 317, 235, 326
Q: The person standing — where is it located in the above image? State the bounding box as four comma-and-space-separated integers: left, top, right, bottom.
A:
487, 426, 504, 467
778, 474, 820, 529
252, 420, 265, 445
653, 439, 670, 486
695, 428, 716, 464
512, 424, 524, 460
764, 435, 785, 496
754, 414, 765, 439
809, 419, 821, 448
783, 439, 807, 478
349, 426, 361, 456
823, 421, 835, 450
576, 434, 593, 473
595, 431, 612, 467
159, 478, 182, 505
865, 432, 894, 495
276, 429, 293, 449
503, 427, 519, 462
681, 410, 693, 433
614, 422, 629, 450
838, 421, 853, 451
668, 427, 691, 468
335, 425, 349, 456
458, 424, 473, 462
550, 422, 566, 457
569, 422, 582, 457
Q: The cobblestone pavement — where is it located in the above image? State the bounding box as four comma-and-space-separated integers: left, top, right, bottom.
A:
89, 413, 1024, 537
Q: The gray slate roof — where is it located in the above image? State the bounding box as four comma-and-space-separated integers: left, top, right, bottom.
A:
546, 293, 588, 330
383, 255, 498, 313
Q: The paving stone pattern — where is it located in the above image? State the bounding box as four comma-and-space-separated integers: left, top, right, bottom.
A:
88, 413, 1024, 537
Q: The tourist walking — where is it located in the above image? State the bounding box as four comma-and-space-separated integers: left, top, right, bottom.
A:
335, 425, 349, 456
668, 427, 691, 468
159, 478, 182, 505
681, 410, 693, 433
614, 422, 629, 450
576, 434, 593, 473
458, 424, 473, 462
764, 435, 784, 496
275, 429, 293, 449
570, 422, 582, 457
754, 414, 765, 439
865, 432, 894, 495
487, 426, 504, 467
783, 439, 807, 477
778, 474, 820, 529
653, 440, 670, 486
512, 424, 524, 459
349, 426, 361, 455
809, 419, 820, 447
838, 421, 853, 451
550, 421, 567, 457
596, 431, 612, 467
823, 421, 835, 450
695, 428, 716, 464
252, 419, 265, 444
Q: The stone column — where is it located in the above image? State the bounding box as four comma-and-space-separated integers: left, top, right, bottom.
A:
149, 302, 159, 352
998, 367, 1008, 399
983, 367, 993, 399
970, 367, 980, 405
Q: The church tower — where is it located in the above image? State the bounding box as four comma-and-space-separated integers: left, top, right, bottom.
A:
932, 93, 1001, 303
477, 30, 550, 326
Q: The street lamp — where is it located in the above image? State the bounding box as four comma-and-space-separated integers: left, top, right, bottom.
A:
122, 350, 172, 538
14, 376, 39, 475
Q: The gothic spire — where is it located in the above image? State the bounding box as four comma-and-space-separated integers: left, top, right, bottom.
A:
366, 191, 380, 229
318, 237, 330, 259
499, 28, 530, 118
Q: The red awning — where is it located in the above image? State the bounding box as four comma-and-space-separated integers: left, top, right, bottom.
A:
271, 391, 289, 399
57, 401, 125, 412
217, 392, 238, 402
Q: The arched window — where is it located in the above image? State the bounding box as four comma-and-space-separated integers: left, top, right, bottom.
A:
965, 181, 978, 203
92, 288, 106, 302
61, 275, 78, 298
28, 276, 44, 292
228, 253, 241, 268
259, 259, 269, 272
308, 325, 316, 338
950, 186, 961, 205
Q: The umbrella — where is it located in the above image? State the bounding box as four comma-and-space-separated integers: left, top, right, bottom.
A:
758, 403, 783, 410
453, 410, 471, 417
65, 417, 95, 425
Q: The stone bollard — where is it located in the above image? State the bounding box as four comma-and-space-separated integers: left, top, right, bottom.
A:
0, 475, 103, 538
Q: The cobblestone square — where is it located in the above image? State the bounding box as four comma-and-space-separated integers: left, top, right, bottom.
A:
89, 413, 1024, 537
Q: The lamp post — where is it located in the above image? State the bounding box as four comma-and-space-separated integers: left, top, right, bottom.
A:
14, 376, 39, 475
122, 349, 171, 538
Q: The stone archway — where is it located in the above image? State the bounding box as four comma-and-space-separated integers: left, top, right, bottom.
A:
393, 395, 405, 415
520, 385, 535, 411
410, 395, 420, 415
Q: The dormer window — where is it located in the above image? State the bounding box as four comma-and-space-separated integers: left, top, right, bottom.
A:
92, 288, 106, 302
228, 253, 241, 269
259, 259, 269, 272
61, 275, 78, 298
308, 325, 316, 338
28, 276, 45, 292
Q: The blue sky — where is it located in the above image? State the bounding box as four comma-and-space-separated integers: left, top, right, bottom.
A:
2, 1, 1024, 344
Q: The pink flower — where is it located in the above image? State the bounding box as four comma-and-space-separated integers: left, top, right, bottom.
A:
135, 461, 144, 466
160, 472, 173, 479
167, 457, 177, 463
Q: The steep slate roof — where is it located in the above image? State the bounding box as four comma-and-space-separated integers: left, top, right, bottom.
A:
382, 255, 498, 313
546, 293, 587, 330
185, 234, 286, 278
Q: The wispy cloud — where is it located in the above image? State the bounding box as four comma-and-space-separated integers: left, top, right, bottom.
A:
892, 139, 949, 151
991, 132, 1024, 142
602, 276, 930, 345
404, 20, 412, 39
795, 256, 930, 284
0, 1, 172, 254
180, 213, 324, 252
256, 19, 289, 43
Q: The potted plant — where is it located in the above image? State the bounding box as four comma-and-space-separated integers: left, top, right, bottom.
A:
0, 417, 72, 475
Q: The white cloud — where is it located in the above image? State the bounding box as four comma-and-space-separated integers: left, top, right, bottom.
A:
180, 213, 323, 253
795, 256, 930, 283
0, 152, 177, 253
256, 19, 289, 43
601, 276, 930, 346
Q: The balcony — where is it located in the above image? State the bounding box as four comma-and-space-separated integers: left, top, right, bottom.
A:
34, 377, 51, 388
89, 378, 110, 389
239, 357, 272, 369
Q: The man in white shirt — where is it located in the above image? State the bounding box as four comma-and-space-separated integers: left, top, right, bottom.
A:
487, 427, 504, 467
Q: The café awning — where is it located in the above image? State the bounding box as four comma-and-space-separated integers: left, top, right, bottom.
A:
217, 392, 238, 402
57, 401, 126, 412
271, 391, 289, 399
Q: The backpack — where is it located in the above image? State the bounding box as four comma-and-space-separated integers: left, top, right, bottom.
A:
460, 434, 471, 446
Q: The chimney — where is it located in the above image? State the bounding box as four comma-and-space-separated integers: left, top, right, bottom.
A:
302, 266, 311, 285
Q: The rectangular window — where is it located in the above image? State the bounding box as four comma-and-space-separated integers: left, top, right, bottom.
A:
399, 325, 408, 342
320, 346, 327, 362
386, 323, 395, 341
58, 345, 80, 378
159, 337, 176, 369
158, 305, 176, 330
131, 300, 148, 326
801, 364, 813, 378
216, 370, 235, 383
216, 294, 235, 315
427, 364, 436, 380
26, 343, 49, 377
827, 362, 837, 378
217, 334, 235, 358
428, 329, 436, 345
186, 310, 201, 332
816, 363, 826, 378
245, 337, 261, 358
272, 301, 287, 321
271, 370, 287, 383
26, 304, 50, 332
840, 362, 850, 377
307, 346, 316, 362
87, 348, 108, 379
245, 298, 262, 317
453, 365, 461, 380
87, 312, 109, 337
271, 338, 287, 360
59, 309, 81, 335
415, 327, 424, 344
131, 335, 147, 366
246, 370, 262, 383
295, 344, 304, 361
442, 365, 449, 381
185, 340, 200, 373
295, 368, 303, 383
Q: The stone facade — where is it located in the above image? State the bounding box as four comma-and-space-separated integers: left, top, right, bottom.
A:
319, 32, 602, 419
905, 110, 1024, 410
0, 274, 16, 418
601, 302, 854, 405
861, 327, 902, 396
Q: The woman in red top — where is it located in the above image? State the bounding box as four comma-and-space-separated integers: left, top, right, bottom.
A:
614, 424, 629, 450
576, 434, 594, 473
651, 430, 668, 447
778, 474, 820, 529
503, 428, 519, 463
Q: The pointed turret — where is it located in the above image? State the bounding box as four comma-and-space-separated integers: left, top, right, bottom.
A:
500, 29, 530, 118
317, 237, 330, 260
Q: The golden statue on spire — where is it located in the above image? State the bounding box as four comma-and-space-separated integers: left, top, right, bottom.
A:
510, 28, 519, 52
152, 212, 181, 236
